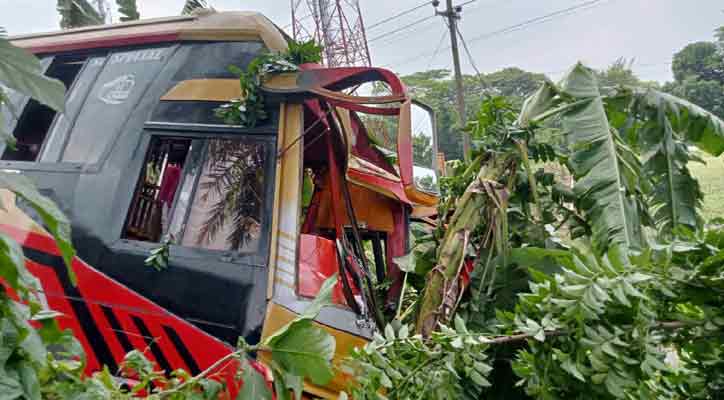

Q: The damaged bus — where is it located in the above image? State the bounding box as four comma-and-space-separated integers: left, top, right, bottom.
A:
1, 10, 438, 398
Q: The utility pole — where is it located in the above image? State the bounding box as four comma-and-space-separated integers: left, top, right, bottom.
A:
435, 0, 470, 162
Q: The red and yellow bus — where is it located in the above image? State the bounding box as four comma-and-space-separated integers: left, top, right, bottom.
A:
1, 10, 438, 398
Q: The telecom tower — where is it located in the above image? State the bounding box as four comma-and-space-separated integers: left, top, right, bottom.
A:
290, 0, 372, 67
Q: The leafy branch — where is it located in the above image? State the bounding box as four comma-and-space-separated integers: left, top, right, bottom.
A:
215, 39, 322, 128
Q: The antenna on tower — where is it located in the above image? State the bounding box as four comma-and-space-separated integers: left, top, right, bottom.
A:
291, 0, 372, 67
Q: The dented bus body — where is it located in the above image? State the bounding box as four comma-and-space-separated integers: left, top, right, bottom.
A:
1, 10, 438, 398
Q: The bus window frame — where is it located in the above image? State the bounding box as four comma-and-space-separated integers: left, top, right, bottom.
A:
111, 123, 278, 269
0, 57, 62, 166
0, 44, 184, 173
57, 44, 181, 168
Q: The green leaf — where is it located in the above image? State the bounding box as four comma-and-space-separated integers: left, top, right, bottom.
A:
398, 324, 409, 339
454, 314, 468, 334
0, 172, 76, 280
57, 0, 104, 28
283, 371, 303, 400
181, 0, 210, 15
638, 112, 702, 233
0, 232, 24, 291
558, 63, 643, 253
561, 357, 585, 382
301, 273, 337, 320
517, 79, 559, 127
604, 372, 627, 398
267, 319, 335, 386
238, 362, 272, 400
116, 0, 140, 21
612, 283, 631, 307
301, 171, 314, 209
469, 370, 491, 387
0, 38, 66, 112
630, 87, 724, 156
384, 324, 395, 341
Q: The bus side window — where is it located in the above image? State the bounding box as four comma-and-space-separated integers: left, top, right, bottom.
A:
1, 55, 85, 162
61, 47, 172, 164
123, 135, 270, 256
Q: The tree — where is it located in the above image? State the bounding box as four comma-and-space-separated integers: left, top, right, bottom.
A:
595, 57, 659, 89
401, 68, 546, 162
663, 34, 724, 121
116, 0, 139, 22
671, 41, 724, 83
349, 63, 724, 399
56, 0, 104, 29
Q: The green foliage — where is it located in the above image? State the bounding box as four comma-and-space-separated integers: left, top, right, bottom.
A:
351, 62, 724, 399
56, 0, 103, 29
595, 58, 659, 89
0, 38, 66, 113
116, 0, 140, 22
402, 68, 547, 161
144, 235, 170, 270
0, 37, 336, 399
215, 39, 322, 128
664, 33, 724, 121
181, 0, 211, 15
286, 39, 323, 65
347, 318, 493, 400
671, 41, 723, 83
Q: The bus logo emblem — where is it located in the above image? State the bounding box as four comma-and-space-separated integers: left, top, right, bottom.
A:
99, 74, 135, 105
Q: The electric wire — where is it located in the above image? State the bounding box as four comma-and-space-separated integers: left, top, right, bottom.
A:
456, 25, 494, 95
369, 0, 477, 46
371, 17, 440, 48
466, 0, 607, 44
367, 0, 435, 30
368, 14, 438, 43
425, 27, 449, 70
385, 0, 610, 69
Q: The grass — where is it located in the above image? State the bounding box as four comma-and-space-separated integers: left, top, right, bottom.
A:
690, 155, 724, 220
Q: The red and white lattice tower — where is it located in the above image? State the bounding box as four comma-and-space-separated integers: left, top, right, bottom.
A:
290, 0, 372, 67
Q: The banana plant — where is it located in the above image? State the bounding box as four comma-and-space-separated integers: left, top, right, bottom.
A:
519, 63, 724, 252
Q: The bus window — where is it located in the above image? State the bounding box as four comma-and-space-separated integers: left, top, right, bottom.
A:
123, 135, 270, 255
62, 47, 172, 164
1, 55, 84, 161
40, 55, 107, 162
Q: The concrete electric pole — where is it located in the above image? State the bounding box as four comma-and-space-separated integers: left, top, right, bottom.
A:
435, 0, 471, 162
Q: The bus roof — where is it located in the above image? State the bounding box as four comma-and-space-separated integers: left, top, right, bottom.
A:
10, 10, 288, 55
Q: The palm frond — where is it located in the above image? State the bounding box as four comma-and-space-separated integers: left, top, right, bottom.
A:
116, 0, 140, 22
57, 0, 103, 29
181, 0, 211, 15
195, 140, 266, 250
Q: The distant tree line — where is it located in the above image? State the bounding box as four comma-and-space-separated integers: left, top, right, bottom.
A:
402, 24, 724, 162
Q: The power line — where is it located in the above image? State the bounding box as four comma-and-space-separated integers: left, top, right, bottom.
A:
425, 27, 449, 70
456, 25, 494, 95
368, 14, 438, 43
385, 0, 611, 69
367, 1, 434, 30
466, 0, 607, 44
371, 18, 440, 48
369, 0, 477, 46
456, 25, 482, 77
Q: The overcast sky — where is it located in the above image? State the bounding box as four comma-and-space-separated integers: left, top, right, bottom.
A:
2, 0, 722, 83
